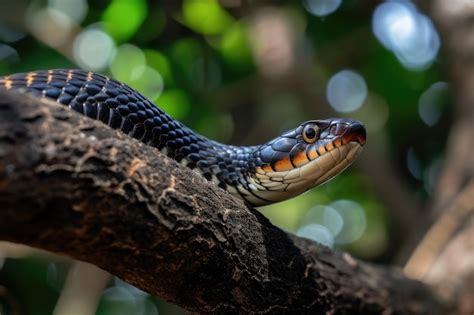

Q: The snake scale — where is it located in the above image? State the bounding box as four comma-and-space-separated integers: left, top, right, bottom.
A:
0, 69, 366, 206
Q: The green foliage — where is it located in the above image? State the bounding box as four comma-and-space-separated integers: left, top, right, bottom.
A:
181, 0, 234, 35
102, 0, 147, 42
213, 21, 253, 67
156, 89, 191, 120
145, 49, 174, 85
110, 44, 147, 83
2, 258, 61, 315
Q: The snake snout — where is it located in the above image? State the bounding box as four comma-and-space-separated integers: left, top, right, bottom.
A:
340, 121, 366, 146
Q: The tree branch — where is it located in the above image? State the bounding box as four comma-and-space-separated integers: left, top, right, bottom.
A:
0, 89, 443, 314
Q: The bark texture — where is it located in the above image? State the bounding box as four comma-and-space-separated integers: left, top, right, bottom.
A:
0, 89, 443, 314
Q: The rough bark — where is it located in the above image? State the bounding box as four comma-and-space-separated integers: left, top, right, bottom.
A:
0, 89, 443, 314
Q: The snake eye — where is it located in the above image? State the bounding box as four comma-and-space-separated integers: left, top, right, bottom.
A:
302, 124, 319, 143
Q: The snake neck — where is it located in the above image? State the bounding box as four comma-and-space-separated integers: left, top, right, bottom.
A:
0, 69, 366, 207
171, 138, 259, 197
0, 69, 259, 200
153, 122, 258, 190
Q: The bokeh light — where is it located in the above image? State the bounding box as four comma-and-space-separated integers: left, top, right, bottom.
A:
110, 45, 164, 101
304, 205, 343, 236
27, 8, 73, 48
128, 67, 164, 102
423, 157, 442, 194
48, 0, 88, 23
144, 50, 174, 85
418, 81, 449, 126
372, 1, 440, 70
98, 280, 158, 315
327, 70, 368, 113
196, 111, 235, 142
182, 0, 234, 35
296, 224, 335, 248
110, 44, 147, 82
0, 44, 19, 64
350, 93, 390, 133
303, 0, 342, 17
0, 21, 26, 42
249, 8, 300, 77
217, 22, 253, 66
46, 262, 69, 292
298, 200, 367, 247
102, 0, 147, 42
406, 147, 423, 180
73, 27, 116, 71
331, 200, 367, 245
157, 89, 191, 120
190, 57, 222, 90
169, 38, 202, 83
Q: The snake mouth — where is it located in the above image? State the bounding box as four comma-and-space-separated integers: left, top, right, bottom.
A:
341, 121, 366, 146
246, 119, 366, 205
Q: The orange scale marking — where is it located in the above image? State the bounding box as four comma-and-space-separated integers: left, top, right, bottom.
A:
2, 79, 12, 89
274, 157, 293, 171
307, 146, 318, 160
291, 152, 309, 167
262, 164, 273, 173
317, 145, 326, 155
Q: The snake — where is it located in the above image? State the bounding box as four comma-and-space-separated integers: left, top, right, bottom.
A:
0, 69, 366, 206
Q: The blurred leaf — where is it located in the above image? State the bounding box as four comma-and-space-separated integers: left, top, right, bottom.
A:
348, 200, 389, 259
366, 46, 436, 117
134, 10, 166, 43
156, 89, 191, 120
189, 56, 222, 90
216, 21, 253, 67
182, 0, 234, 35
144, 49, 174, 85
102, 0, 147, 42
169, 38, 201, 69
2, 258, 61, 315
110, 44, 146, 82
260, 192, 330, 232
168, 38, 202, 88
195, 111, 233, 142
130, 66, 164, 101
96, 284, 158, 315
12, 48, 72, 72
110, 46, 163, 100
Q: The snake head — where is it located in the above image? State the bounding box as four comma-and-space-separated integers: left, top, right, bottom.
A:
245, 118, 366, 206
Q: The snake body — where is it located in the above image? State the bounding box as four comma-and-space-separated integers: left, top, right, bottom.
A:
0, 69, 366, 206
